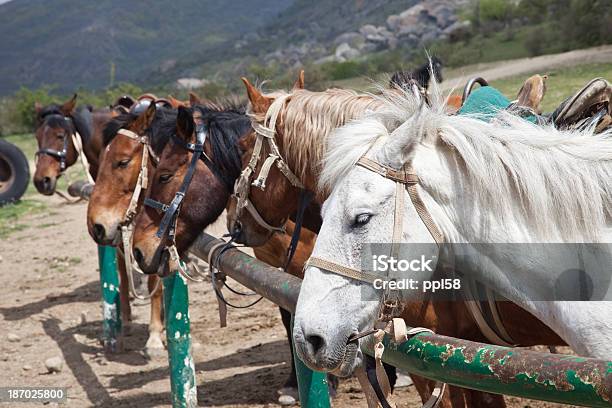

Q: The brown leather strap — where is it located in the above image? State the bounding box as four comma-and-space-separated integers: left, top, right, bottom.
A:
405, 183, 444, 245
306, 256, 378, 284
357, 157, 419, 184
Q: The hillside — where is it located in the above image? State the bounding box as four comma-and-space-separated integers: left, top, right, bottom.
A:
0, 0, 292, 94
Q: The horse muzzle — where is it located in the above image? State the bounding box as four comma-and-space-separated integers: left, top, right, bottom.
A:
33, 175, 57, 195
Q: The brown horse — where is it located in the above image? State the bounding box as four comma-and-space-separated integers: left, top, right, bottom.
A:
33, 94, 111, 194
225, 78, 565, 407
86, 104, 178, 356
130, 101, 326, 401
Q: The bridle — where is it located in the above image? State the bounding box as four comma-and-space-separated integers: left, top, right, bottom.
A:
231, 94, 314, 268
305, 154, 446, 408
231, 94, 306, 236
113, 128, 161, 299
143, 118, 211, 278
35, 112, 94, 184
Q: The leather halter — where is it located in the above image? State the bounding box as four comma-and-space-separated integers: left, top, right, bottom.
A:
231, 94, 305, 235
306, 155, 446, 408
306, 155, 444, 330
35, 115, 73, 172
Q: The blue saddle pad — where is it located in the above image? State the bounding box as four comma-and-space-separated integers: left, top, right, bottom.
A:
458, 86, 537, 123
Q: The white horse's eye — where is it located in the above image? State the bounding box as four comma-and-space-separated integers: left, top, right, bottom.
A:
353, 213, 372, 227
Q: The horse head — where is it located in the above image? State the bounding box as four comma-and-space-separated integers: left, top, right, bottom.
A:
33, 94, 79, 195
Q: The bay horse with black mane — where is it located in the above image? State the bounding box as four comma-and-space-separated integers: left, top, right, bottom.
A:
128, 97, 320, 402
86, 103, 179, 356
33, 94, 112, 194
225, 76, 565, 407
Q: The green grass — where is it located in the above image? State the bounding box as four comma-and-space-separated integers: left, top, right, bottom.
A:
0, 199, 46, 238
489, 62, 612, 112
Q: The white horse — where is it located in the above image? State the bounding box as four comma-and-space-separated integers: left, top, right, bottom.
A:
293, 87, 612, 377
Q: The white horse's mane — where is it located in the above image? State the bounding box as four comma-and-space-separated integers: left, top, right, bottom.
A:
321, 85, 612, 240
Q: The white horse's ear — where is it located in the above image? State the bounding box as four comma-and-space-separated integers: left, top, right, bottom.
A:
377, 103, 426, 169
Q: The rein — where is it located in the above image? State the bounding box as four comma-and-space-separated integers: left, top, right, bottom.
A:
306, 155, 446, 408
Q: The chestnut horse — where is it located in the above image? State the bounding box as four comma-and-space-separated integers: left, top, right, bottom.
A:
129, 101, 319, 400
86, 103, 180, 356
225, 78, 565, 407
33, 94, 112, 194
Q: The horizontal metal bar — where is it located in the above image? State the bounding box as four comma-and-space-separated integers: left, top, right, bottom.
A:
189, 233, 301, 313
188, 232, 612, 406
68, 180, 94, 199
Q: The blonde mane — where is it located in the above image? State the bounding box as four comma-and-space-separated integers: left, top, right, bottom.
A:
322, 86, 612, 240
254, 88, 384, 181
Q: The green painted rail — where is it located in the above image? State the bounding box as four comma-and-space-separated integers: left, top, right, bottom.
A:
163, 270, 198, 408
97, 245, 122, 353
190, 232, 612, 408
366, 334, 612, 407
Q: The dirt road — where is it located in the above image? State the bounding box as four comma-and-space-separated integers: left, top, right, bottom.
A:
442, 44, 612, 90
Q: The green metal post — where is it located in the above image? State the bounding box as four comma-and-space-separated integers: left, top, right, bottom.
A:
366, 333, 612, 408
97, 245, 122, 353
163, 271, 197, 408
291, 316, 331, 408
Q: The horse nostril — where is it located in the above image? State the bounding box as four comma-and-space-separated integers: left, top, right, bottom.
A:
42, 177, 51, 187
133, 248, 144, 265
306, 334, 326, 356
92, 224, 106, 241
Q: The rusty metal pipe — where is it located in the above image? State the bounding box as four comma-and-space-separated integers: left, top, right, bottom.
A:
189, 233, 302, 313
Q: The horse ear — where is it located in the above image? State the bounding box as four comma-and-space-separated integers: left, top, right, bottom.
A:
176, 106, 194, 141
168, 95, 184, 109
378, 105, 426, 168
34, 102, 43, 115
293, 70, 305, 90
241, 77, 272, 114
142, 102, 157, 127
188, 92, 201, 106
61, 94, 77, 115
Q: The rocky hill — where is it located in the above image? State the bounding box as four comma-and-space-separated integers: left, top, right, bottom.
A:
1, 0, 469, 94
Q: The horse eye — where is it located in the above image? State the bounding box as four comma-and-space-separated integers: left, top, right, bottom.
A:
353, 213, 372, 227
159, 174, 173, 183
117, 159, 131, 168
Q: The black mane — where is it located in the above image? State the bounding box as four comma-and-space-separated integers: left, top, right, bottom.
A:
390, 56, 443, 90
193, 101, 250, 191
102, 107, 178, 154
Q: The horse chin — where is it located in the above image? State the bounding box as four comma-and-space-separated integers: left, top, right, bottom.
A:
156, 249, 171, 277
332, 343, 362, 378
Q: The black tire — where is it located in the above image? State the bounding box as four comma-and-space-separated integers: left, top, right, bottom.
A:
0, 139, 30, 206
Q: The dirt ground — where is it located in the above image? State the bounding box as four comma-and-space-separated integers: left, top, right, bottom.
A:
0, 195, 580, 408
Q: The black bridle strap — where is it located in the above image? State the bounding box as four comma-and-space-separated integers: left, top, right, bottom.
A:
144, 125, 207, 240
283, 190, 314, 270
36, 122, 71, 171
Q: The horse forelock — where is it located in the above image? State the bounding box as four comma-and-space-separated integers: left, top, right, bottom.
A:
277, 88, 384, 182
